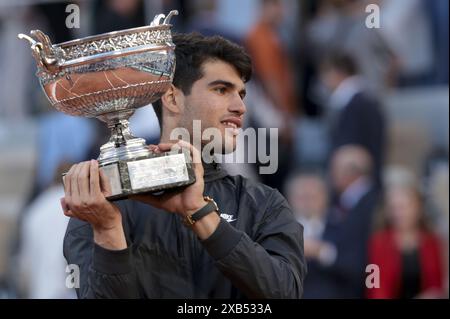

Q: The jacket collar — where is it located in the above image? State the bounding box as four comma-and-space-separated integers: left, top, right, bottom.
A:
203, 159, 228, 183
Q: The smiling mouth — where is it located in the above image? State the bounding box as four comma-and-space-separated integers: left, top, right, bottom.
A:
221, 121, 239, 129
220, 121, 241, 136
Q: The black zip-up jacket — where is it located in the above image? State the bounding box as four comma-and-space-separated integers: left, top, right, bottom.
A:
63, 163, 306, 298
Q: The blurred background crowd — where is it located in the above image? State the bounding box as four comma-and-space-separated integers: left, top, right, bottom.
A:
0, 0, 448, 299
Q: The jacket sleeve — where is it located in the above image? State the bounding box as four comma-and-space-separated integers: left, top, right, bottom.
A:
200, 190, 306, 298
63, 204, 141, 299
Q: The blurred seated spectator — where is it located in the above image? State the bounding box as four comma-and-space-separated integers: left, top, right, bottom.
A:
320, 52, 385, 188
286, 172, 328, 240
379, 0, 434, 87
244, 0, 299, 192
245, 0, 298, 119
34, 112, 95, 197
129, 105, 161, 146
426, 162, 449, 297
367, 179, 445, 299
306, 0, 397, 94
185, 0, 239, 42
16, 162, 77, 299
302, 145, 379, 298
285, 172, 330, 298
425, 0, 449, 84
92, 0, 145, 34
424, 150, 449, 238
386, 121, 431, 178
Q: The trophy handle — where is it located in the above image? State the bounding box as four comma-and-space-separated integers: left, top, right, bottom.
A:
150, 10, 178, 27
18, 30, 64, 74
163, 10, 179, 25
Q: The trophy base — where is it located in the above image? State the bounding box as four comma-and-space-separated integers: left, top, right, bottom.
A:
62, 118, 196, 201
99, 151, 196, 201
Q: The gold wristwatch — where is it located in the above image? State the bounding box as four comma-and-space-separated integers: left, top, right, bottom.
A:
183, 196, 219, 226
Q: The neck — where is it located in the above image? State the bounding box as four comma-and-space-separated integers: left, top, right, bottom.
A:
159, 129, 173, 144
394, 227, 420, 250
396, 225, 420, 236
160, 122, 186, 144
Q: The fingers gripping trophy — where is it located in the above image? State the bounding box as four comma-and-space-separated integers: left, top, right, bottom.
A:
19, 10, 196, 200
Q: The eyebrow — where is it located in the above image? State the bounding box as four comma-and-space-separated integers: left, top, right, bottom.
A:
207, 80, 247, 97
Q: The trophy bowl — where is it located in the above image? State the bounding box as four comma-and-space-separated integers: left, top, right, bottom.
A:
19, 10, 196, 200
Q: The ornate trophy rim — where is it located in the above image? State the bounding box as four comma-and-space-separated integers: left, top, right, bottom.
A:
56, 25, 174, 68
18, 10, 178, 73
59, 42, 175, 70
58, 24, 170, 48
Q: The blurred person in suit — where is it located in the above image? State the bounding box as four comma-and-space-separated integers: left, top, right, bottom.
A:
286, 172, 328, 240
303, 145, 379, 298
367, 180, 445, 299
285, 172, 331, 298
306, 0, 397, 95
320, 52, 385, 189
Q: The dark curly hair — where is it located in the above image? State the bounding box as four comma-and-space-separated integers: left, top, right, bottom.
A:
153, 32, 252, 130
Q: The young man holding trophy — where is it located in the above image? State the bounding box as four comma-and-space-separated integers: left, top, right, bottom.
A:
20, 11, 305, 298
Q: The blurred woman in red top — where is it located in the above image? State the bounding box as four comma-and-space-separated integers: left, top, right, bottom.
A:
367, 184, 444, 298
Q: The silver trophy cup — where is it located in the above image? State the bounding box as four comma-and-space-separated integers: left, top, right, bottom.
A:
19, 10, 195, 200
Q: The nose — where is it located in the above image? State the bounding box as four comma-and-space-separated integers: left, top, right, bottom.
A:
228, 93, 246, 116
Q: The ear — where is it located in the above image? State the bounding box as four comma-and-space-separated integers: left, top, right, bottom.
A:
161, 84, 183, 114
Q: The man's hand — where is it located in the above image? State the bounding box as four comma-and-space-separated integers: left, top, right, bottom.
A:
61, 160, 126, 250
132, 140, 220, 239
132, 140, 206, 215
